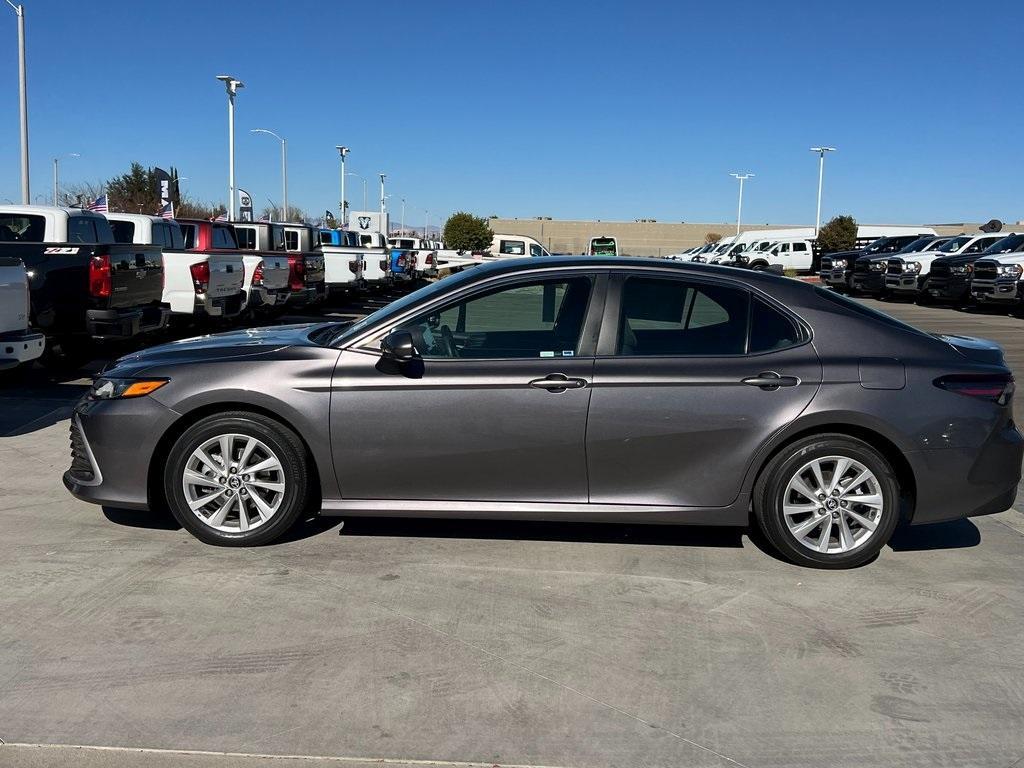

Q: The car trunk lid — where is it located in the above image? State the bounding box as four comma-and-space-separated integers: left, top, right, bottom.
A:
935, 334, 1007, 366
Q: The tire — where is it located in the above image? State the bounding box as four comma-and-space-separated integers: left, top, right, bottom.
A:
753, 434, 900, 569
163, 411, 310, 546
750, 261, 768, 272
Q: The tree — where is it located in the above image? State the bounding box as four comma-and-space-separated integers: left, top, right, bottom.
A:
816, 215, 858, 254
106, 162, 161, 213
704, 231, 723, 244
443, 212, 493, 251
175, 197, 226, 220
260, 204, 307, 223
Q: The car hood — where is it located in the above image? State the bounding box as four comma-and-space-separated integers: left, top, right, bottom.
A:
105, 323, 324, 374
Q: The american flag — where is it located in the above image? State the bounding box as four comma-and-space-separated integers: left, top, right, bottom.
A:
214, 212, 228, 221
158, 202, 174, 219
87, 194, 108, 213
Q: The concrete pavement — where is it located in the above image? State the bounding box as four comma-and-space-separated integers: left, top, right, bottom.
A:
1, 296, 1023, 768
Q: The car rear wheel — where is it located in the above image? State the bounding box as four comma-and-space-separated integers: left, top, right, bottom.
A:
754, 434, 900, 568
164, 411, 309, 546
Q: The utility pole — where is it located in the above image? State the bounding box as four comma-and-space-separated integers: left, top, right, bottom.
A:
810, 146, 836, 236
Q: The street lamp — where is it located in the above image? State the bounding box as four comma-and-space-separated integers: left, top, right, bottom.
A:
379, 174, 387, 217
423, 209, 429, 239
346, 172, 367, 210
216, 74, 244, 220
335, 146, 349, 225
400, 197, 406, 234
251, 128, 287, 221
810, 146, 836, 236
5, 0, 29, 203
729, 173, 753, 236
52, 152, 80, 206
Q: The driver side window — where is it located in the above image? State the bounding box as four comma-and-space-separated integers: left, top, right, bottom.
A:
397, 276, 592, 360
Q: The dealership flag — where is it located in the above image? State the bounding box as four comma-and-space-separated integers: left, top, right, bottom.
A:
214, 212, 228, 221
158, 202, 174, 219
87, 194, 108, 213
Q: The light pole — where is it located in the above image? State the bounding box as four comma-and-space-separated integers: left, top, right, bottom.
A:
52, 152, 80, 206
251, 128, 287, 221
424, 209, 429, 239
810, 146, 836, 236
216, 74, 244, 220
346, 173, 366, 210
379, 174, 387, 217
335, 146, 349, 225
729, 173, 753, 236
5, 1, 29, 203
400, 197, 406, 234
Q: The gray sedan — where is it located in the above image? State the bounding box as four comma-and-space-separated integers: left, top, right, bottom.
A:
64, 257, 1023, 568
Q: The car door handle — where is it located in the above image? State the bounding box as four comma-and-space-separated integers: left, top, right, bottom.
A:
529, 374, 588, 392
741, 371, 801, 390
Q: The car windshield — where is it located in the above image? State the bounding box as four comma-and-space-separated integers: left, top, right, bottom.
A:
937, 236, 972, 253
983, 234, 1024, 255
862, 237, 894, 254
898, 237, 937, 254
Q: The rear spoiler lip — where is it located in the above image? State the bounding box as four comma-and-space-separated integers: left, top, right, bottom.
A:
934, 333, 1006, 366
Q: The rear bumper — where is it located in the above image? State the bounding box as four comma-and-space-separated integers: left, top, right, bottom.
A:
907, 424, 1024, 525
287, 283, 327, 306
86, 304, 170, 340
0, 328, 45, 369
199, 291, 245, 318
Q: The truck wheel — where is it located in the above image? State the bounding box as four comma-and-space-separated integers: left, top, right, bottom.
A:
163, 411, 310, 546
753, 434, 900, 569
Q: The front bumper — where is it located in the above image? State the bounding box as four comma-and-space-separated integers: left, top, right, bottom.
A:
851, 270, 886, 293
86, 304, 170, 340
822, 268, 850, 287
923, 274, 970, 301
63, 395, 180, 511
884, 273, 924, 294
971, 278, 1023, 303
0, 328, 45, 370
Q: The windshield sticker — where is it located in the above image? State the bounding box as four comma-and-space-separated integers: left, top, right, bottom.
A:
562, 350, 574, 357
540, 351, 555, 358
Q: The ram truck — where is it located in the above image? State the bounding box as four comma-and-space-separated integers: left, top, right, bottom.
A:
885, 233, 1006, 302
0, 256, 45, 370
0, 205, 168, 349
108, 214, 246, 321
967, 234, 1024, 305
821, 234, 935, 292
234, 222, 325, 307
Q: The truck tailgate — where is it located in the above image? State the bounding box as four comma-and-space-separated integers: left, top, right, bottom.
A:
206, 253, 245, 298
107, 244, 164, 309
259, 253, 290, 290
303, 253, 325, 284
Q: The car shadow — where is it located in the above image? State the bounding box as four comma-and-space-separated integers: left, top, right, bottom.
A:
888, 518, 981, 551
103, 506, 181, 531
333, 516, 746, 548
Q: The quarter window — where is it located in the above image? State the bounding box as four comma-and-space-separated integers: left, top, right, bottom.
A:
398, 277, 592, 360
499, 239, 526, 255
617, 277, 749, 356
284, 230, 299, 250
235, 227, 256, 250
750, 297, 803, 353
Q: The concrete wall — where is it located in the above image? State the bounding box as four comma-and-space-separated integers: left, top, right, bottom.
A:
486, 218, 1002, 257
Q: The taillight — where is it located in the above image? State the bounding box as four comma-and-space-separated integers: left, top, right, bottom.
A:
189, 261, 210, 295
252, 260, 264, 286
398, 255, 407, 268
935, 374, 1014, 405
426, 254, 434, 265
88, 254, 112, 298
288, 255, 305, 291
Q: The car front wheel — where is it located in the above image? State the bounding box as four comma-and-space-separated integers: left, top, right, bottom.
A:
164, 411, 310, 546
754, 434, 900, 568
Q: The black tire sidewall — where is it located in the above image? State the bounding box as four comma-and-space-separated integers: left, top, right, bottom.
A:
755, 436, 900, 569
164, 413, 308, 546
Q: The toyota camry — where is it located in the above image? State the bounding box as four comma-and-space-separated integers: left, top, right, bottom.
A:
64, 257, 1023, 568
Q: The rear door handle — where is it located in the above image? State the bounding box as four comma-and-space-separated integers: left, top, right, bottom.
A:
741, 371, 800, 390
529, 374, 588, 392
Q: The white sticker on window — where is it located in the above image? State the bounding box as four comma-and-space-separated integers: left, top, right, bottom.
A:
562, 350, 574, 357
540, 351, 555, 358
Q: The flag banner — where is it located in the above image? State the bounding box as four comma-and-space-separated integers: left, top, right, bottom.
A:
214, 212, 228, 221
238, 189, 253, 222
88, 195, 109, 213
159, 202, 174, 219
154, 167, 171, 208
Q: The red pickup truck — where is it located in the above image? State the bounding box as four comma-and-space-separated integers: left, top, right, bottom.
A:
176, 219, 290, 313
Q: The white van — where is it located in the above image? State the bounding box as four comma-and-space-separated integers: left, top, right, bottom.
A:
487, 234, 552, 259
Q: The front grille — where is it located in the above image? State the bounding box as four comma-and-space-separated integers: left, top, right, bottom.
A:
974, 261, 998, 280
854, 260, 869, 274
887, 259, 903, 275
68, 418, 95, 483
931, 261, 951, 278
821, 257, 833, 270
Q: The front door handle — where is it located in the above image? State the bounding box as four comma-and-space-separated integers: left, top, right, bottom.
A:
741, 371, 800, 391
529, 374, 588, 392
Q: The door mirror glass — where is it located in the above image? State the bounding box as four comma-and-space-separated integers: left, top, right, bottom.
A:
381, 330, 416, 362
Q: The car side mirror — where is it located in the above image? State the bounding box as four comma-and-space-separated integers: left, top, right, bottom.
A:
381, 330, 416, 362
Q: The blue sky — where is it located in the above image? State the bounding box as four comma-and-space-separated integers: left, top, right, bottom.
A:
1, 0, 1021, 226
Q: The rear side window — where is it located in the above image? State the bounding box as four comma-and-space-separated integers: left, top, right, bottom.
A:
180, 224, 197, 249
750, 298, 803, 353
168, 223, 185, 250
235, 227, 256, 250
0, 214, 45, 242
67, 217, 99, 243
212, 225, 238, 249
617, 277, 749, 356
284, 230, 299, 250
793, 242, 808, 252
109, 220, 136, 244
500, 239, 525, 255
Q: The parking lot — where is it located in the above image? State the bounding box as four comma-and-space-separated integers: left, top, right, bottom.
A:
1, 294, 1023, 768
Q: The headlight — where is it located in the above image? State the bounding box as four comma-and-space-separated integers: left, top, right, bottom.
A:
870, 261, 886, 271
905, 261, 921, 274
90, 377, 168, 400
951, 264, 972, 275
998, 264, 1023, 277
691, 256, 706, 262
833, 259, 846, 268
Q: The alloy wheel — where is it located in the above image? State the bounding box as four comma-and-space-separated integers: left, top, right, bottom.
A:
182, 433, 286, 533
782, 455, 884, 554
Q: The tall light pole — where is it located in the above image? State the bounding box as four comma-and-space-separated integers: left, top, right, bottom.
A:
52, 152, 80, 206
729, 173, 753, 236
6, 1, 29, 203
424, 209, 429, 239
335, 146, 349, 225
379, 174, 387, 217
251, 128, 287, 221
400, 197, 406, 234
810, 146, 836, 236
346, 172, 366, 210
216, 75, 244, 220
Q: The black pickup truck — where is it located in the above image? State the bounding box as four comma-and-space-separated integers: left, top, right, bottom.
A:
0, 206, 169, 349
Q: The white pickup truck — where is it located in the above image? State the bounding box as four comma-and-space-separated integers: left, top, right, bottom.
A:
107, 214, 246, 320
968, 233, 1024, 305
0, 256, 45, 370
740, 238, 815, 272
355, 231, 391, 285
884, 233, 1006, 299
317, 228, 383, 295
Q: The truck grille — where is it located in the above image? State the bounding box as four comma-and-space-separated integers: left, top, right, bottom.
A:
931, 261, 951, 278
68, 418, 95, 483
853, 260, 869, 274
886, 259, 903, 275
973, 261, 999, 281
820, 257, 833, 270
